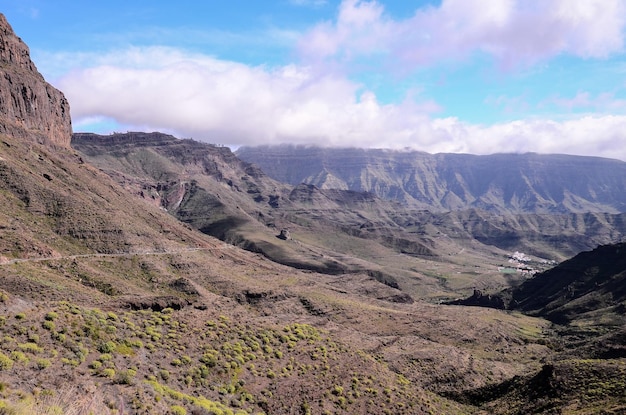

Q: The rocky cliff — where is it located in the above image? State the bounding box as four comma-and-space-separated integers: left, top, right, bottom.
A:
0, 13, 71, 147
236, 145, 626, 214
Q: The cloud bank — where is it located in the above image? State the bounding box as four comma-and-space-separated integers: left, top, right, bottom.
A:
299, 0, 626, 68
55, 0, 626, 160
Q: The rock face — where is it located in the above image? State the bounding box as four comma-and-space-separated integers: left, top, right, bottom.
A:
0, 13, 71, 147
236, 145, 626, 214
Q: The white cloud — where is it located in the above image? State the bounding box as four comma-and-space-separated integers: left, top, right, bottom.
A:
442, 116, 626, 160
48, 1, 626, 161
56, 46, 626, 160
58, 47, 405, 145
298, 0, 626, 69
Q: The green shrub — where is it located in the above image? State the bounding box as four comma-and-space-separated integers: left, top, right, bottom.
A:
0, 353, 13, 370
332, 385, 344, 396
200, 353, 217, 367
44, 312, 58, 321
170, 405, 187, 415
115, 344, 133, 356
171, 358, 182, 366
42, 320, 55, 331
61, 358, 79, 367
36, 358, 51, 370
129, 339, 143, 348
89, 360, 102, 370
9, 351, 28, 364
99, 341, 117, 354
117, 368, 137, 385
102, 368, 115, 378
18, 342, 43, 354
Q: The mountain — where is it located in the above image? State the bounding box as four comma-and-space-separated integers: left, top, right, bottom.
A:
236, 145, 626, 214
71, 132, 422, 278
71, 132, 626, 301
74, 131, 571, 301
448, 241, 626, 412
2, 12, 626, 415
0, 14, 544, 414
511, 242, 626, 332
0, 14, 71, 148
456, 242, 626, 325
70, 135, 626, 411
1, 14, 464, 414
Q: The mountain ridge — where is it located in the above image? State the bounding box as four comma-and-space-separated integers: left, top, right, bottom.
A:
2, 12, 626, 414
72, 131, 626, 289
236, 145, 626, 214
0, 14, 71, 148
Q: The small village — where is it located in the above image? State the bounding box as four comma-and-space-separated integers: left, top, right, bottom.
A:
499, 251, 558, 276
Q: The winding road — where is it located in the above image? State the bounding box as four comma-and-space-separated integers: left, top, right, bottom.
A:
0, 245, 236, 266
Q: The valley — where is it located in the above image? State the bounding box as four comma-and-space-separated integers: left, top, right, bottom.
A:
0, 11, 625, 415
72, 132, 600, 302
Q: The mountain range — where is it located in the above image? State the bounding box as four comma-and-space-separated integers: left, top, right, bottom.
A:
73, 132, 626, 280
1, 12, 626, 414
236, 144, 626, 214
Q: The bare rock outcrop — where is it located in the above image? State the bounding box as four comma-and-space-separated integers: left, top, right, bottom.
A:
0, 13, 71, 147
277, 229, 291, 240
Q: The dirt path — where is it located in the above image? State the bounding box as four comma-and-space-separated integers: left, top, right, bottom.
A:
0, 245, 236, 266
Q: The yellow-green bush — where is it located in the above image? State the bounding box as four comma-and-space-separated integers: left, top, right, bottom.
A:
0, 352, 13, 370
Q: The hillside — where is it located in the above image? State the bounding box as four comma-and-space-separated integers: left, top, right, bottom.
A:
73, 131, 524, 301
72, 131, 626, 299
452, 242, 626, 327
4, 123, 557, 414
236, 145, 626, 214
1, 14, 475, 414
2, 12, 626, 415
448, 241, 626, 413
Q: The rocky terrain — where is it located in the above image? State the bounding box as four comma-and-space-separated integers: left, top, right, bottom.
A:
448, 241, 626, 413
72, 131, 626, 303
236, 144, 626, 214
454, 242, 626, 328
0, 14, 71, 148
1, 12, 625, 415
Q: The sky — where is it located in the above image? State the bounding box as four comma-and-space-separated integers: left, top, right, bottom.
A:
3, 0, 626, 159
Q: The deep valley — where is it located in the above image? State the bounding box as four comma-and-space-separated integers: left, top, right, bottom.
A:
0, 11, 626, 415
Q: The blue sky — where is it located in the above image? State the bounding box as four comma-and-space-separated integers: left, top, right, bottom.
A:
3, 0, 626, 159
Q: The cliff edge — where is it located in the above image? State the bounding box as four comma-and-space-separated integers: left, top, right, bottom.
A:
0, 13, 71, 147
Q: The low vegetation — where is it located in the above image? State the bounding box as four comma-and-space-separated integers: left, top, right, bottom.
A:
0, 300, 472, 414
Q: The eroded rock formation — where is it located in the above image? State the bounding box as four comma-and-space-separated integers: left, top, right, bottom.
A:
0, 13, 71, 147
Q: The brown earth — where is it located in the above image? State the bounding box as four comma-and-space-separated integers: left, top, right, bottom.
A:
0, 12, 625, 415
